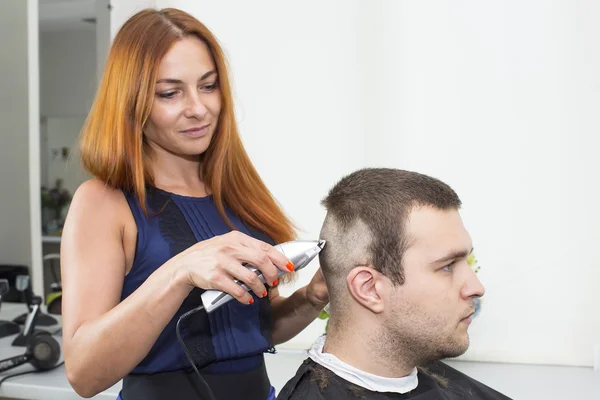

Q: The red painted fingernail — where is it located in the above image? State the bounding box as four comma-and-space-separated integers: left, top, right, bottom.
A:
262, 290, 267, 297
273, 278, 279, 286
286, 261, 295, 271
249, 298, 254, 305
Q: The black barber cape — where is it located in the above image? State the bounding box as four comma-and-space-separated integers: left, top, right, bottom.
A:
277, 358, 512, 400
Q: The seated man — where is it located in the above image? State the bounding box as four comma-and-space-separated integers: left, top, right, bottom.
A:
278, 168, 510, 400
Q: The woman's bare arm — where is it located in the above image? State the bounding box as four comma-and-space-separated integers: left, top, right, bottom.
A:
61, 180, 192, 397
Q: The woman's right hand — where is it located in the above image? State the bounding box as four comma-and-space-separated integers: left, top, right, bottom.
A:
172, 231, 294, 304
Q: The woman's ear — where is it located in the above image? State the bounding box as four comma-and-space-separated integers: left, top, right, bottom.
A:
346, 266, 387, 314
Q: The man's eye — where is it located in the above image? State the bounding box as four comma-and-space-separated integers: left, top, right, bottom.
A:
442, 262, 455, 272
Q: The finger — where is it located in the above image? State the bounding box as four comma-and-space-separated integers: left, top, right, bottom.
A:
263, 244, 295, 273
222, 258, 268, 299
228, 231, 294, 275
210, 272, 255, 305
224, 236, 286, 285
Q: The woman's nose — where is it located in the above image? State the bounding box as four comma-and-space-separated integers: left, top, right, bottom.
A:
184, 92, 208, 119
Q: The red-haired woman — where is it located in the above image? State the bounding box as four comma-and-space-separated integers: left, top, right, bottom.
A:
60, 8, 328, 400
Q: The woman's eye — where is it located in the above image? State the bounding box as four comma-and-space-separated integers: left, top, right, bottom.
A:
158, 91, 177, 99
201, 83, 219, 92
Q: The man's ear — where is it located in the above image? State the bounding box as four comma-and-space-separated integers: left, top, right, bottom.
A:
346, 266, 387, 314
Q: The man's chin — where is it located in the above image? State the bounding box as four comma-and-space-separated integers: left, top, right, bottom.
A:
431, 334, 470, 361
443, 336, 470, 359
443, 346, 469, 359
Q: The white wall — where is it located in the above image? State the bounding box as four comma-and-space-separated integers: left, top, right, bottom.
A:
368, 0, 600, 368
38, 28, 96, 195
42, 116, 88, 195
40, 29, 96, 117
123, 0, 600, 367
95, 0, 111, 81
0, 0, 43, 296
0, 0, 31, 266
27, 0, 43, 298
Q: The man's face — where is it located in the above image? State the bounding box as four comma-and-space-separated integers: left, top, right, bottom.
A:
382, 206, 485, 365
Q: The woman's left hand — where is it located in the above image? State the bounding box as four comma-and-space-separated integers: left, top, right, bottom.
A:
270, 267, 330, 344
305, 268, 329, 308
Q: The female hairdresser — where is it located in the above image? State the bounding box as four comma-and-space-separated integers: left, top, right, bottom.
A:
60, 8, 328, 400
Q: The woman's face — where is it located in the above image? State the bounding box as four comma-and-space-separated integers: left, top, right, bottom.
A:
144, 36, 222, 158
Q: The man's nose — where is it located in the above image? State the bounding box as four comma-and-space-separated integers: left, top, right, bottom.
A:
461, 268, 485, 299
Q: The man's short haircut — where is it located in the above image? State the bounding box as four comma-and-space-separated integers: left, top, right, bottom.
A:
319, 168, 461, 306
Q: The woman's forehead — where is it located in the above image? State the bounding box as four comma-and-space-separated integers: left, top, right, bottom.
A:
157, 37, 215, 79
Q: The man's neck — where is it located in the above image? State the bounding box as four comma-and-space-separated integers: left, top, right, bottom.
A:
323, 322, 416, 378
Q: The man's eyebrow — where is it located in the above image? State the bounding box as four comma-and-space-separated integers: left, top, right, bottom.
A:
156, 70, 217, 84
431, 247, 474, 265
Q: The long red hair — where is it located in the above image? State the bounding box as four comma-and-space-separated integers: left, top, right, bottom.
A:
80, 8, 295, 244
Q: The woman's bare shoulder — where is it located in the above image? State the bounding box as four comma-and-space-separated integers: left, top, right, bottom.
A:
68, 179, 131, 223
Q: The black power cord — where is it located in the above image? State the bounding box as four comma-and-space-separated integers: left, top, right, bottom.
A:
175, 305, 218, 400
0, 360, 65, 387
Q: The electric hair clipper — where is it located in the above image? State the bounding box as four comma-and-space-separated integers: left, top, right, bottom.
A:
201, 240, 326, 313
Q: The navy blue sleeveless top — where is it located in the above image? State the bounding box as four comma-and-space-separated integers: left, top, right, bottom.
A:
121, 186, 275, 375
